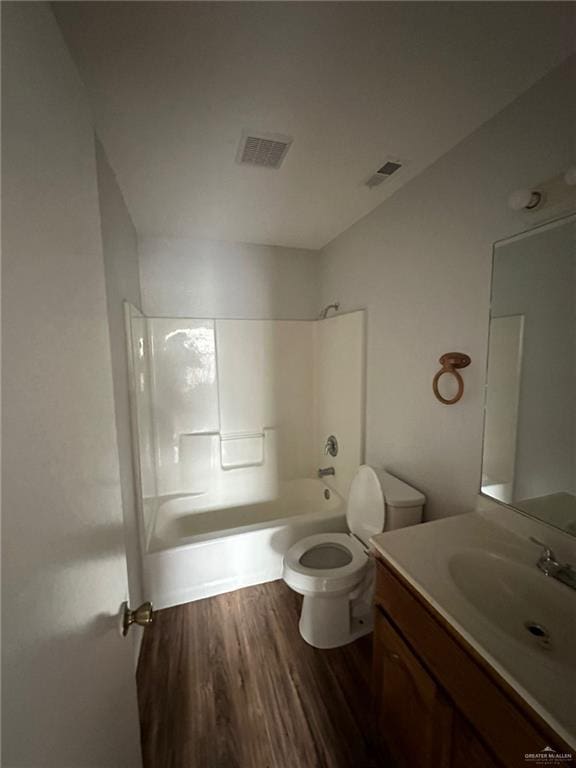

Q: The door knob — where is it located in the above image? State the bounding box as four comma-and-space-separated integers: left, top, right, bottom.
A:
121, 600, 154, 636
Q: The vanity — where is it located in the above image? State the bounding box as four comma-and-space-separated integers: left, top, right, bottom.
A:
370, 512, 576, 768
368, 211, 576, 767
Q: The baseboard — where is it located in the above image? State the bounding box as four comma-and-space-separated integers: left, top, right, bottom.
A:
150, 566, 283, 610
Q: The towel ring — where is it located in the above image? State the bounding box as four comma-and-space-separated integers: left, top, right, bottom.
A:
432, 353, 471, 405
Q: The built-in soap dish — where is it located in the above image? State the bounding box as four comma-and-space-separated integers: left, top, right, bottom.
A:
220, 432, 264, 469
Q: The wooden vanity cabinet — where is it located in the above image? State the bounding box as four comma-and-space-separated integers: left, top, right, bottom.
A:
373, 607, 452, 768
450, 713, 500, 768
372, 557, 573, 768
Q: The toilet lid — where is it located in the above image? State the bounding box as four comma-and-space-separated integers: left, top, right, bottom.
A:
346, 465, 386, 545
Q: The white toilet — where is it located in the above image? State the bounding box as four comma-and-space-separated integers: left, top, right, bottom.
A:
282, 465, 425, 649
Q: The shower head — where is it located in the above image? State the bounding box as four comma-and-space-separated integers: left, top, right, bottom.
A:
318, 302, 340, 320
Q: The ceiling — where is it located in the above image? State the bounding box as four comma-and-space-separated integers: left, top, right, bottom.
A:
54, 2, 575, 250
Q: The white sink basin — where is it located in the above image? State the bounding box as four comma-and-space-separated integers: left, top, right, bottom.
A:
448, 549, 573, 669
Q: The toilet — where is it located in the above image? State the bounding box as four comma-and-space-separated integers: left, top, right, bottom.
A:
282, 465, 425, 649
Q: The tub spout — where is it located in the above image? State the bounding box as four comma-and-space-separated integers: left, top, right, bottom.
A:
318, 467, 335, 478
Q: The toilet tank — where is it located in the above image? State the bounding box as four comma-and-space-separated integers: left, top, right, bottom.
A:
373, 469, 426, 531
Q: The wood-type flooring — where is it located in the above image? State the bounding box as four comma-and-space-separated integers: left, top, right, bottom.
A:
137, 580, 389, 768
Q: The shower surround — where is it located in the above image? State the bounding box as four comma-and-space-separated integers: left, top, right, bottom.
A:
126, 306, 365, 608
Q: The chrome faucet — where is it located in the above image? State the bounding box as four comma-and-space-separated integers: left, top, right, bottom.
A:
530, 537, 576, 590
318, 467, 335, 478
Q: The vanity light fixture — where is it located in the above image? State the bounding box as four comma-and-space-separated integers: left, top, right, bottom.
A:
507, 188, 543, 212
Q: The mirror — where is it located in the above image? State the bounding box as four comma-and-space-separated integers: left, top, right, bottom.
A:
481, 213, 576, 536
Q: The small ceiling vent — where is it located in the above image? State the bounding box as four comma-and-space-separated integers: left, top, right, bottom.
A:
366, 158, 404, 189
236, 131, 293, 170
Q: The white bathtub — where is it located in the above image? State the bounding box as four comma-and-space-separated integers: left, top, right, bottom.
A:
143, 478, 347, 609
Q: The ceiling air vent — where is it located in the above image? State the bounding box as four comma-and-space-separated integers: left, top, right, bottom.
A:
236, 132, 293, 170
366, 158, 404, 189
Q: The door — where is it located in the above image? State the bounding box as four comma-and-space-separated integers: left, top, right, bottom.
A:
373, 608, 452, 768
2, 4, 142, 766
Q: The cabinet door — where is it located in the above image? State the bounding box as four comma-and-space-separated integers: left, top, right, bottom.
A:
373, 608, 452, 768
451, 714, 501, 768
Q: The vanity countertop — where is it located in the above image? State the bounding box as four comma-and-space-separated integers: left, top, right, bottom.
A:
370, 511, 576, 750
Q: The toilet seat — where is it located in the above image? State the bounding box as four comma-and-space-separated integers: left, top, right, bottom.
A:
283, 532, 368, 595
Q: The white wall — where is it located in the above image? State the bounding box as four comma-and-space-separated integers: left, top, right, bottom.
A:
2, 4, 141, 765
138, 236, 321, 319
147, 318, 220, 498
96, 140, 145, 619
314, 312, 365, 498
320, 56, 576, 521
128, 311, 366, 537
215, 319, 316, 484
142, 318, 317, 502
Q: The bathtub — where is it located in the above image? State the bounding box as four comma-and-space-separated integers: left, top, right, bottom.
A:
143, 478, 347, 609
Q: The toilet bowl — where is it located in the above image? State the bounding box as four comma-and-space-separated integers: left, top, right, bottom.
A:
282, 465, 425, 649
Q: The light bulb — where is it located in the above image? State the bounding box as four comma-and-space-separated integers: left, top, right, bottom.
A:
508, 189, 542, 211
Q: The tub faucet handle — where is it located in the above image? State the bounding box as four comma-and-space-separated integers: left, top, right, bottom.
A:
324, 435, 338, 457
